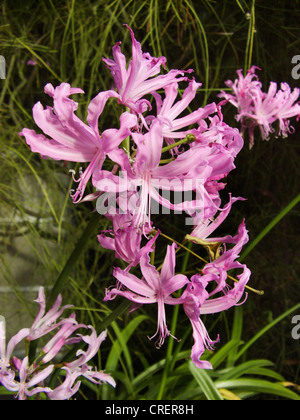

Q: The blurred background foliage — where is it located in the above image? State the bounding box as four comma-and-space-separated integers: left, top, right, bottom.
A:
0, 0, 300, 399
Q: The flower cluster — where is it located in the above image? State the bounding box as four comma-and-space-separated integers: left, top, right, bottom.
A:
0, 288, 115, 400
219, 66, 300, 148
19, 26, 253, 372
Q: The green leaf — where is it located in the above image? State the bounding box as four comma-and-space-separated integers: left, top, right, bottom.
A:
47, 211, 100, 308
235, 303, 300, 362
209, 339, 241, 370
103, 315, 149, 399
188, 361, 224, 400
218, 359, 275, 381
215, 378, 300, 400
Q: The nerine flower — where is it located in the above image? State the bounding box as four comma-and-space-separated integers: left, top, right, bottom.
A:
149, 79, 217, 141
104, 243, 189, 348
94, 119, 232, 230
98, 213, 159, 270
27, 287, 73, 341
0, 316, 30, 381
182, 221, 251, 369
0, 290, 115, 400
219, 66, 300, 147
2, 357, 54, 401
20, 83, 137, 203
97, 24, 188, 114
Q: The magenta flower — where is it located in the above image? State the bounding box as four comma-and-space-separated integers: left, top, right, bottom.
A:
149, 79, 217, 140
27, 287, 73, 341
65, 328, 108, 369
219, 66, 300, 147
42, 314, 86, 364
20, 83, 137, 203
0, 316, 30, 381
104, 243, 189, 348
2, 356, 54, 400
98, 213, 159, 270
97, 25, 187, 114
94, 119, 218, 229
182, 222, 251, 369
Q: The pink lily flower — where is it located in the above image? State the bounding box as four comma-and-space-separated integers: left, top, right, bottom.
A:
48, 365, 115, 400
98, 213, 159, 270
66, 328, 108, 370
104, 243, 190, 348
97, 25, 188, 114
47, 367, 82, 400
3, 356, 54, 400
42, 314, 86, 364
182, 222, 251, 369
219, 66, 300, 147
20, 83, 137, 203
0, 316, 29, 380
27, 287, 73, 341
219, 67, 263, 115
149, 79, 217, 140
189, 195, 244, 241
94, 119, 215, 229
193, 102, 244, 157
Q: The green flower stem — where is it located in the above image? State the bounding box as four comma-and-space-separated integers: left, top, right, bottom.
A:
47, 211, 101, 309
161, 135, 196, 154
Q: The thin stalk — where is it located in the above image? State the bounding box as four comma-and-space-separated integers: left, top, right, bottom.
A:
245, 0, 256, 72
154, 230, 264, 296
161, 135, 196, 154
47, 211, 100, 309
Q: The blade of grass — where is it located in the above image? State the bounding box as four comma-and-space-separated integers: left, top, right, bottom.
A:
215, 378, 300, 400
235, 303, 300, 362
183, 0, 210, 105
244, 0, 256, 71
10, 146, 59, 226
189, 360, 223, 400
16, 38, 63, 83
47, 211, 100, 308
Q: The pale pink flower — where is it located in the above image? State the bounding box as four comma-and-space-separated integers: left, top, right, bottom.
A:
0, 316, 29, 381
47, 367, 81, 400
98, 213, 159, 270
27, 287, 73, 341
104, 243, 189, 348
97, 25, 188, 114
182, 221, 251, 369
47, 365, 116, 400
42, 314, 86, 364
2, 356, 54, 400
219, 66, 300, 147
149, 79, 217, 140
65, 328, 108, 370
19, 83, 137, 203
